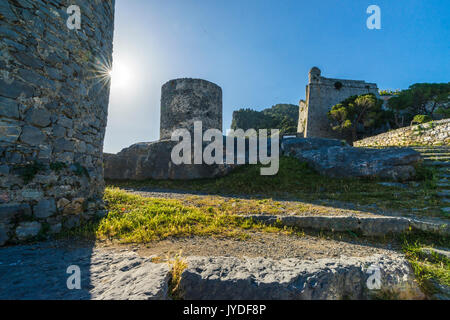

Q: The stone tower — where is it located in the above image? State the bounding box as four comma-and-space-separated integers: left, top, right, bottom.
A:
160, 78, 223, 140
0, 0, 115, 245
298, 67, 379, 139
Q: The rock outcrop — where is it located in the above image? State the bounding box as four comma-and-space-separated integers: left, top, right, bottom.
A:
282, 138, 422, 180
0, 242, 425, 300
104, 139, 236, 180
179, 254, 425, 300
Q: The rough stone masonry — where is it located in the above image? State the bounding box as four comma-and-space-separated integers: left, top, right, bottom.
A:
0, 0, 115, 245
104, 78, 234, 181
298, 67, 380, 139
160, 78, 223, 140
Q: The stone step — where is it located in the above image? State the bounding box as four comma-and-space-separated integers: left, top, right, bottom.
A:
417, 149, 450, 153
437, 182, 450, 187
422, 156, 450, 161
415, 150, 450, 154
421, 247, 450, 260
442, 207, 450, 215
442, 198, 450, 204
243, 214, 450, 237
179, 255, 425, 300
413, 146, 450, 150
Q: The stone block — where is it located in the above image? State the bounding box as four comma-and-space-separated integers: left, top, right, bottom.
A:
16, 221, 41, 240
33, 199, 57, 219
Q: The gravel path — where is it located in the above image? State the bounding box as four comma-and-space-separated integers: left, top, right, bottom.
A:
131, 231, 396, 261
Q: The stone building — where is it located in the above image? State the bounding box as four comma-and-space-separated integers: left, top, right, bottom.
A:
0, 0, 115, 245
160, 78, 222, 140
298, 67, 380, 139
104, 78, 232, 181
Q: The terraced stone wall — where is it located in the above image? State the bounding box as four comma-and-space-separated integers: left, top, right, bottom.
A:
354, 119, 450, 147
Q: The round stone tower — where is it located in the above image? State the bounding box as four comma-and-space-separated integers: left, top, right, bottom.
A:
0, 0, 115, 245
160, 78, 223, 140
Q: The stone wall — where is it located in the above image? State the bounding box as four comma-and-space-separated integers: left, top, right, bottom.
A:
160, 78, 222, 140
298, 67, 379, 139
0, 0, 115, 245
354, 119, 450, 147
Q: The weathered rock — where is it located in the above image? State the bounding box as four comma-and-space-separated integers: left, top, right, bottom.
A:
24, 108, 52, 127
282, 138, 422, 180
421, 247, 450, 260
57, 198, 70, 210
0, 119, 22, 143
0, 203, 32, 223
245, 214, 450, 237
179, 254, 425, 300
160, 78, 222, 140
104, 139, 236, 180
0, 96, 20, 119
20, 125, 46, 146
33, 199, 56, 219
0, 244, 171, 300
15, 221, 41, 240
63, 198, 85, 215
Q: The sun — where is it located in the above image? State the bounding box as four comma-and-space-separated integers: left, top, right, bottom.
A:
109, 61, 134, 90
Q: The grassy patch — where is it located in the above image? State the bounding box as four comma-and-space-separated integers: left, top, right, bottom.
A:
400, 231, 450, 297
62, 188, 296, 243
107, 157, 445, 218
168, 251, 188, 300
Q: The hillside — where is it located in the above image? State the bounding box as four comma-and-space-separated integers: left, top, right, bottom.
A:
231, 104, 299, 135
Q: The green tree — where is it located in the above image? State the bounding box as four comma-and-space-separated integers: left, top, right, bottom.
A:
328, 94, 385, 143
231, 104, 299, 135
387, 83, 450, 126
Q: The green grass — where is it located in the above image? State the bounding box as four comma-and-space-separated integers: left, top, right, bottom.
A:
400, 231, 450, 297
62, 188, 296, 243
58, 188, 449, 298
107, 157, 445, 218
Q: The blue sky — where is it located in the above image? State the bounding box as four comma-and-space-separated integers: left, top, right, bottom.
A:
104, 0, 449, 153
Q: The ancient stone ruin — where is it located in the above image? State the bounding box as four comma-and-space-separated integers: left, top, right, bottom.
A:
297, 67, 380, 139
104, 78, 234, 181
160, 78, 222, 140
0, 0, 115, 245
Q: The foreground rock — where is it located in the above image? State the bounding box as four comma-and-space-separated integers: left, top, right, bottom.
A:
0, 243, 170, 300
282, 138, 422, 180
0, 242, 426, 300
179, 254, 425, 300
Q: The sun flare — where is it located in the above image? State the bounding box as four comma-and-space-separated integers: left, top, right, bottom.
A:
109, 60, 134, 90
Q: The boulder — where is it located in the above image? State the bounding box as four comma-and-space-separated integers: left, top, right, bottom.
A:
282, 138, 422, 180
179, 254, 425, 300
104, 139, 236, 180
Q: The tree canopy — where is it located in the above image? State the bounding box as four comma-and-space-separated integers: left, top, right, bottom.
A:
231, 104, 299, 135
387, 83, 450, 126
328, 94, 386, 143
